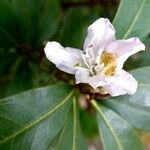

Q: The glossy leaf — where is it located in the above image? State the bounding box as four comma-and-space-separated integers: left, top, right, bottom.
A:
0, 84, 73, 149
113, 0, 150, 39
60, 8, 84, 48
58, 98, 87, 150
102, 67, 150, 131
91, 100, 144, 150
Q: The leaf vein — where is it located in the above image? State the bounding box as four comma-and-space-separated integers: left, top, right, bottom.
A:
0, 90, 74, 145
91, 100, 124, 150
72, 97, 77, 150
122, 0, 146, 39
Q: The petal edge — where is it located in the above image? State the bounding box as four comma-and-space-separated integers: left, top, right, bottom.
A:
44, 41, 83, 74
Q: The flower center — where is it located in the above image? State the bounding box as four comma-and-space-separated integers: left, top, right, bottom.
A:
100, 51, 117, 76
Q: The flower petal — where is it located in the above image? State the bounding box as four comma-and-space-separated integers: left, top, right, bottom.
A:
83, 18, 116, 56
75, 69, 106, 89
104, 70, 138, 96
44, 41, 83, 74
107, 37, 145, 69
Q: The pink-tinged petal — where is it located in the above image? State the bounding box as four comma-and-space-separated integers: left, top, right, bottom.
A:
44, 41, 83, 74
75, 69, 106, 89
83, 18, 116, 56
104, 70, 138, 96
107, 37, 145, 69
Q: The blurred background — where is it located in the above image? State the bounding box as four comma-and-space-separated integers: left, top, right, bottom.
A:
0, 0, 150, 149
0, 0, 120, 98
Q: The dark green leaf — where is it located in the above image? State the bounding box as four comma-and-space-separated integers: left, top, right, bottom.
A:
58, 97, 87, 150
60, 8, 84, 48
0, 84, 73, 149
79, 109, 99, 137
91, 100, 144, 150
38, 0, 60, 43
0, 53, 16, 78
6, 58, 33, 96
0, 0, 19, 47
11, 0, 39, 46
113, 0, 150, 40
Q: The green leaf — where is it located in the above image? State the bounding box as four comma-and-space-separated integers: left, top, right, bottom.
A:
91, 100, 144, 150
6, 58, 33, 96
113, 0, 150, 39
79, 109, 99, 137
101, 67, 150, 131
60, 8, 84, 48
0, 55, 21, 98
58, 97, 87, 150
11, 0, 39, 46
0, 0, 19, 47
0, 84, 73, 149
103, 85, 150, 131
0, 53, 16, 78
38, 0, 60, 43
131, 66, 150, 84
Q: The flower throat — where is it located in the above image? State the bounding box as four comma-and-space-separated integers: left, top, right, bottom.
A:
100, 51, 117, 76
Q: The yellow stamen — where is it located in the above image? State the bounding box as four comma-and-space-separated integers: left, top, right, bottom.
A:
100, 51, 117, 76
103, 64, 117, 76
74, 63, 81, 67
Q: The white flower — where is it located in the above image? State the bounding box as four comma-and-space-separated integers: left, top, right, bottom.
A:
44, 18, 145, 97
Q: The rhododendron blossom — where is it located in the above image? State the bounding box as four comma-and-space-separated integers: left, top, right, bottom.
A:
44, 18, 145, 96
